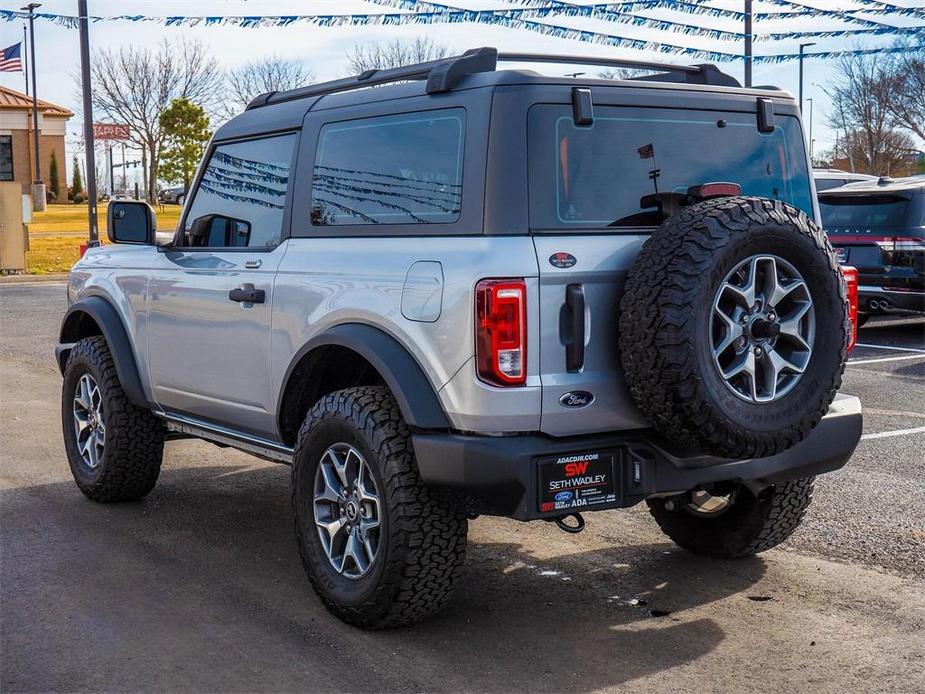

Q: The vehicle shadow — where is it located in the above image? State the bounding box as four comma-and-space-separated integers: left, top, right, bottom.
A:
1, 463, 765, 693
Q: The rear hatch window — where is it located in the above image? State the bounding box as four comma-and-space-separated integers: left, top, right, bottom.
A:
819, 194, 917, 232
528, 105, 814, 230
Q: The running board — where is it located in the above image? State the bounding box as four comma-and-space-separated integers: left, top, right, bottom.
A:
161, 415, 294, 464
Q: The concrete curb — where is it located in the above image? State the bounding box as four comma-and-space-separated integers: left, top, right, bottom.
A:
0, 273, 69, 284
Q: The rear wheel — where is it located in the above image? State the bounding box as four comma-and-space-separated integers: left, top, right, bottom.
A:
291, 386, 467, 629
647, 477, 815, 558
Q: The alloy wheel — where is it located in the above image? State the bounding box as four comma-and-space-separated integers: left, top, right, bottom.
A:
73, 373, 105, 469
313, 443, 382, 579
711, 254, 815, 403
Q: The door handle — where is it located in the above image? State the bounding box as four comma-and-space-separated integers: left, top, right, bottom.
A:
228, 284, 265, 304
565, 284, 585, 372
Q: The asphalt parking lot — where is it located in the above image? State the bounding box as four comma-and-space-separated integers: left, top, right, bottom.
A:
1, 281, 923, 692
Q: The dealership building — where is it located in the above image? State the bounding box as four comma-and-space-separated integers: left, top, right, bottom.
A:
0, 85, 72, 198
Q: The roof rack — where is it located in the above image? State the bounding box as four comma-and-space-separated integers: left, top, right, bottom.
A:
246, 46, 740, 111
247, 47, 499, 110
496, 52, 740, 88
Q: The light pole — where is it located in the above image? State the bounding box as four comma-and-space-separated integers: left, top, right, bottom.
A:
21, 3, 44, 211
806, 97, 814, 163
744, 0, 753, 87
798, 42, 816, 113
77, 0, 99, 243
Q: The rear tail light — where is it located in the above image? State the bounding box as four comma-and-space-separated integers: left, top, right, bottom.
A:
476, 279, 527, 386
841, 265, 859, 351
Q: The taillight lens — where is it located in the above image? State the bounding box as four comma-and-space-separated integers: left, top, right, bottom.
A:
841, 265, 859, 351
476, 279, 527, 386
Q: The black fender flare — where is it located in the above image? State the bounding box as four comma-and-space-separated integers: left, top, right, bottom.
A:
57, 296, 150, 408
278, 324, 451, 431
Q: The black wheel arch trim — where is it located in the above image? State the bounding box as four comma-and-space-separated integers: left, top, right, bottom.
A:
278, 323, 451, 434
57, 295, 150, 408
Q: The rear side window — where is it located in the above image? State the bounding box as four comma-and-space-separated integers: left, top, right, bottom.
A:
528, 105, 814, 230
185, 133, 296, 248
310, 109, 465, 226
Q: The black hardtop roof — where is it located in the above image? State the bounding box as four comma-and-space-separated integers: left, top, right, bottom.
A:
213, 47, 795, 142
819, 175, 925, 196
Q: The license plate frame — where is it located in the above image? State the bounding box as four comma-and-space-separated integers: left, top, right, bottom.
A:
537, 451, 618, 513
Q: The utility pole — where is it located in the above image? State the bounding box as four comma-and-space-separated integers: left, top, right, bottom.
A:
798, 42, 815, 113
744, 0, 753, 87
22, 3, 44, 211
77, 0, 99, 243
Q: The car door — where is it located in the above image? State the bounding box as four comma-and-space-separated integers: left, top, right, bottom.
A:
145, 132, 298, 437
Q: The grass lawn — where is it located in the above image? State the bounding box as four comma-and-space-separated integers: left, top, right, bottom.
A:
24, 203, 182, 274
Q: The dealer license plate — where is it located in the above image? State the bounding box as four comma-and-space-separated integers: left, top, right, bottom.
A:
538, 451, 618, 513
833, 247, 848, 264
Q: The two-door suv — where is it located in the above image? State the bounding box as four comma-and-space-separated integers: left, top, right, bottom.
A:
58, 48, 863, 629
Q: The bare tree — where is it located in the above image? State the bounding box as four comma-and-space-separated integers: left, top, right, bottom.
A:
86, 39, 222, 202
825, 52, 916, 176
345, 36, 449, 73
225, 57, 315, 119
883, 42, 925, 142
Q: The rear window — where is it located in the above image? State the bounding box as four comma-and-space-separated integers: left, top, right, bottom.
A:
311, 109, 465, 226
528, 105, 814, 230
819, 194, 913, 230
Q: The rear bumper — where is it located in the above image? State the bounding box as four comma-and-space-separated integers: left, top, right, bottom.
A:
413, 394, 862, 521
858, 286, 925, 314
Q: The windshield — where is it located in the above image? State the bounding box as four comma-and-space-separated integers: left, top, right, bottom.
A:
819, 194, 913, 231
528, 105, 814, 230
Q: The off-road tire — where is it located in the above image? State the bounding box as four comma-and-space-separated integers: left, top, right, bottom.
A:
291, 386, 467, 629
61, 336, 164, 502
619, 197, 848, 459
647, 477, 815, 558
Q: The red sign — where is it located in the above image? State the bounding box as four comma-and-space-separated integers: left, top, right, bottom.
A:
93, 123, 130, 140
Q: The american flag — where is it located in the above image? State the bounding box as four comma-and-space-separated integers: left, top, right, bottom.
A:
0, 42, 23, 73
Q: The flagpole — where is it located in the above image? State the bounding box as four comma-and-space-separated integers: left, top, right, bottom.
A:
22, 23, 28, 95
22, 3, 45, 212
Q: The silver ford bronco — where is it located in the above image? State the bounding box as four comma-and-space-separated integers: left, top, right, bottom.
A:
57, 48, 862, 629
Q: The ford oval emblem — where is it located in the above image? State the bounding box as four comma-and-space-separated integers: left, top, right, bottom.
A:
549, 252, 577, 269
559, 391, 594, 408
554, 491, 574, 502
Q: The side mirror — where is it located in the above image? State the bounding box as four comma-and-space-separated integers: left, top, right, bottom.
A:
107, 200, 156, 245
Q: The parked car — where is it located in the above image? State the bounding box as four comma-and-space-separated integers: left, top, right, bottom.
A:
56, 48, 862, 629
813, 168, 878, 192
820, 175, 925, 323
158, 186, 186, 205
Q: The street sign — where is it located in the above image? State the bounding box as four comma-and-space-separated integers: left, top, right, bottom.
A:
93, 123, 130, 140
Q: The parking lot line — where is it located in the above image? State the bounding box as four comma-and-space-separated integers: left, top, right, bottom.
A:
855, 343, 925, 354
861, 426, 925, 441
848, 353, 925, 365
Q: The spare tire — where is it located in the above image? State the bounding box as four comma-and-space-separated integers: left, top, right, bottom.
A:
618, 197, 848, 459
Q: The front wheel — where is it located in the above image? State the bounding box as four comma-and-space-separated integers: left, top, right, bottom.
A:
647, 477, 815, 558
61, 336, 164, 502
291, 386, 467, 629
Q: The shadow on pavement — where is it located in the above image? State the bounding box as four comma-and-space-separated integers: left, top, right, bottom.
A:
1, 464, 765, 693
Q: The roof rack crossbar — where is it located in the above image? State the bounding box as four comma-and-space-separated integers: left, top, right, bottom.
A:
496, 52, 740, 88
247, 47, 498, 110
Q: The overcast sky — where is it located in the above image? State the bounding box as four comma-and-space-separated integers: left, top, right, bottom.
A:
2, 0, 923, 178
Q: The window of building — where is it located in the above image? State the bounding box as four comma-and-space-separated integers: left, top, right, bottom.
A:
0, 136, 13, 182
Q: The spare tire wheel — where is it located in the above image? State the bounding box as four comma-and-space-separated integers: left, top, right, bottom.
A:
618, 196, 849, 459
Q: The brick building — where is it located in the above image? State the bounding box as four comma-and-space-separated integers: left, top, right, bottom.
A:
0, 85, 73, 200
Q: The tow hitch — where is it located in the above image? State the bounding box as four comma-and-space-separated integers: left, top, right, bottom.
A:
550, 512, 585, 534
